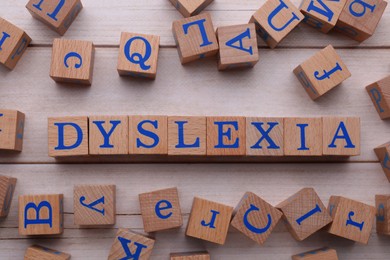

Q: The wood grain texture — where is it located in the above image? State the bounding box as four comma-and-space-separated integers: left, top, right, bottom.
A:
374, 141, 390, 182
24, 245, 71, 260
169, 0, 214, 18
366, 75, 390, 120
375, 194, 390, 235
291, 247, 338, 260
0, 109, 25, 151
170, 251, 210, 260
0, 175, 17, 217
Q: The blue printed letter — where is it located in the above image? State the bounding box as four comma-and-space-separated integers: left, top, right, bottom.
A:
80, 196, 105, 215
225, 28, 253, 55
296, 204, 322, 225
54, 122, 83, 150
243, 204, 272, 234
349, 0, 376, 17
182, 19, 213, 47
370, 88, 384, 113
314, 62, 342, 80
201, 210, 220, 229
64, 52, 82, 68
214, 121, 239, 148
297, 124, 309, 151
24, 201, 53, 228
137, 120, 160, 148
0, 32, 10, 51
268, 0, 301, 31
118, 236, 148, 260
306, 0, 335, 22
346, 211, 364, 231
33, 0, 66, 21
93, 120, 121, 148
250, 122, 280, 149
328, 122, 356, 149
175, 121, 200, 148
124, 37, 152, 71
155, 200, 173, 220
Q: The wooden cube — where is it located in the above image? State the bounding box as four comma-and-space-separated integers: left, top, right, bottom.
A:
231, 192, 283, 245
374, 142, 390, 182
108, 228, 155, 260
26, 0, 83, 35
0, 18, 31, 70
129, 115, 168, 155
335, 0, 388, 42
169, 0, 214, 17
276, 188, 332, 241
249, 0, 304, 48
0, 109, 25, 151
25, 245, 71, 260
48, 116, 89, 157
139, 187, 183, 232
322, 117, 360, 156
74, 185, 116, 226
89, 116, 128, 155
117, 32, 160, 79
172, 13, 219, 64
19, 194, 64, 235
50, 38, 95, 85
246, 117, 284, 156
170, 251, 210, 260
216, 23, 259, 70
293, 45, 351, 100
186, 197, 233, 245
366, 75, 390, 120
327, 196, 375, 244
168, 116, 206, 155
375, 194, 390, 235
292, 247, 338, 260
284, 118, 322, 156
0, 175, 17, 218
207, 116, 246, 156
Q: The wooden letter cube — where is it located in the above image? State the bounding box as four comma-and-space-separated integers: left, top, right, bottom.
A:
366, 75, 390, 120
0, 175, 17, 218
327, 196, 375, 244
170, 251, 210, 260
108, 229, 155, 260
139, 187, 183, 232
292, 247, 338, 260
50, 38, 95, 85
186, 197, 233, 245
0, 18, 31, 70
284, 118, 322, 156
19, 194, 64, 235
117, 32, 160, 79
216, 23, 259, 70
276, 188, 332, 241
169, 0, 214, 17
48, 116, 89, 157
231, 192, 283, 245
294, 45, 351, 100
375, 194, 390, 235
322, 117, 360, 156
25, 245, 71, 260
335, 0, 388, 42
89, 115, 128, 155
74, 185, 116, 226
250, 0, 304, 48
172, 13, 219, 64
374, 142, 390, 182
26, 0, 83, 35
0, 109, 25, 151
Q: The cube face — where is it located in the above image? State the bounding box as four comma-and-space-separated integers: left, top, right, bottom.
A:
50, 39, 95, 85
25, 245, 71, 260
375, 195, 390, 235
0, 109, 25, 151
169, 0, 214, 17
366, 76, 390, 120
322, 117, 360, 156
277, 188, 332, 241
172, 13, 219, 64
186, 197, 233, 245
292, 247, 338, 260
48, 116, 89, 157
328, 196, 376, 244
374, 142, 390, 182
117, 33, 160, 79
0, 175, 17, 218
18, 194, 64, 235
74, 185, 116, 226
231, 192, 283, 245
26, 0, 83, 35
139, 187, 183, 232
170, 251, 210, 260
216, 24, 259, 70
89, 116, 129, 155
294, 45, 351, 100
108, 229, 155, 260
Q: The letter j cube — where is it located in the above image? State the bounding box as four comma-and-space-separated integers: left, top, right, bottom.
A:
366, 75, 390, 120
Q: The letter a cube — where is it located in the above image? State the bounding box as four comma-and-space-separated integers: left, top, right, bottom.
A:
170, 251, 210, 260
366, 75, 390, 120
327, 196, 375, 244
0, 18, 31, 70
169, 0, 214, 17
0, 175, 17, 218
375, 195, 390, 235
74, 185, 116, 226
26, 0, 83, 35
108, 228, 155, 260
186, 197, 233, 245
292, 247, 338, 260
231, 192, 283, 245
374, 142, 390, 182
276, 188, 332, 241
293, 45, 351, 100
0, 109, 25, 151
24, 245, 71, 260
19, 194, 64, 235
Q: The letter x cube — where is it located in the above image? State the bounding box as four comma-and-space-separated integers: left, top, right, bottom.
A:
366, 75, 390, 120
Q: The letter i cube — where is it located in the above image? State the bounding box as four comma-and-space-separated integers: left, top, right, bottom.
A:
366, 76, 390, 120
276, 188, 332, 241
0, 175, 17, 218
169, 0, 214, 17
374, 142, 390, 182
19, 194, 64, 235
0, 109, 25, 151
327, 196, 375, 244
170, 251, 210, 260
292, 247, 338, 260
293, 45, 351, 100
24, 245, 71, 260
375, 195, 390, 235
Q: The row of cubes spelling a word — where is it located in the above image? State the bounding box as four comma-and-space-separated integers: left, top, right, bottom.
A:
47, 116, 361, 157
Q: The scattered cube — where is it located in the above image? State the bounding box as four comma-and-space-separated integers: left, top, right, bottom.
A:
169, 0, 214, 17
19, 194, 64, 235
231, 192, 283, 245
172, 13, 219, 64
327, 196, 375, 244
276, 188, 332, 241
186, 197, 233, 245
50, 38, 95, 85
26, 0, 83, 35
293, 45, 351, 100
0, 109, 25, 151
74, 185, 116, 226
366, 75, 390, 120
291, 247, 338, 260
375, 194, 390, 235
170, 251, 210, 260
0, 175, 17, 218
374, 142, 390, 182
216, 23, 259, 70
24, 245, 71, 260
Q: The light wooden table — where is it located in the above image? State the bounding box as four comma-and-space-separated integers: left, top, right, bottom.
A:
1, 0, 390, 259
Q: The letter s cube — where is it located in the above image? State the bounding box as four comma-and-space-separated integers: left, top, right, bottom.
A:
0, 175, 17, 218
366, 75, 390, 120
